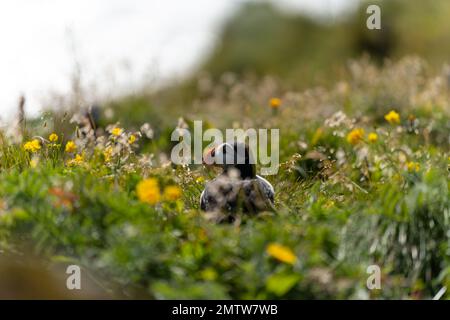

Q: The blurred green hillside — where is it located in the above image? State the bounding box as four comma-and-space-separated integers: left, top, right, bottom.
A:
202, 0, 450, 86
202, 2, 351, 86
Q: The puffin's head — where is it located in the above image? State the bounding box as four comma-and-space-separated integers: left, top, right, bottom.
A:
203, 142, 256, 179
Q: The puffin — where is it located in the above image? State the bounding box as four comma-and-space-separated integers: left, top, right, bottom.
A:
200, 142, 275, 216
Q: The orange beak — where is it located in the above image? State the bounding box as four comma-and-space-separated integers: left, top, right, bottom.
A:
202, 146, 216, 166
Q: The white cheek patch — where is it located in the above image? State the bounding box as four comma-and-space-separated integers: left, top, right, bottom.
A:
202, 147, 216, 165
214, 143, 235, 165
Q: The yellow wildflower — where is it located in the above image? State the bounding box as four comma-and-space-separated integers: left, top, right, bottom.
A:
163, 185, 182, 201
65, 141, 77, 153
368, 132, 378, 143
49, 133, 58, 142
269, 97, 282, 109
346, 128, 365, 145
128, 134, 136, 144
111, 127, 123, 137
407, 161, 420, 172
266, 243, 297, 265
196, 176, 205, 184
136, 178, 161, 205
384, 110, 400, 124
68, 154, 84, 166
103, 146, 113, 162
23, 139, 41, 153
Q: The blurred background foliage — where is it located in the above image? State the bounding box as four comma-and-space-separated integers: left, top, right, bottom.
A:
57, 0, 450, 132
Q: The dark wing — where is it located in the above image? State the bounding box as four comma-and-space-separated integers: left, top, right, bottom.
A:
200, 178, 239, 212
238, 177, 275, 213
200, 176, 274, 214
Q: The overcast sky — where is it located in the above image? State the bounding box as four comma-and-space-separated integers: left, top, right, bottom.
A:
0, 0, 357, 121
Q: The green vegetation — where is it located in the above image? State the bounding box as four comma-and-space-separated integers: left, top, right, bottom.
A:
1, 55, 449, 299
